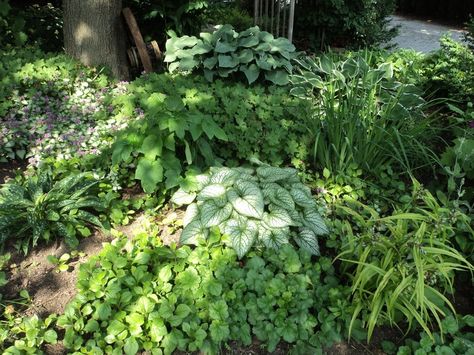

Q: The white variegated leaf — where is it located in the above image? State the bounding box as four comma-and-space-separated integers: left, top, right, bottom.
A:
227, 180, 264, 219
224, 217, 258, 258
183, 203, 199, 227
263, 207, 293, 228
209, 167, 239, 187
295, 228, 320, 255
269, 186, 295, 210
258, 225, 289, 249
171, 189, 196, 206
200, 201, 233, 228
195, 173, 211, 190
180, 219, 208, 245
290, 186, 316, 208
256, 166, 297, 183
197, 183, 226, 200
302, 209, 328, 235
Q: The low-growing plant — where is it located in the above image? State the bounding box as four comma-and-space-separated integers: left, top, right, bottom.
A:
291, 53, 438, 175
57, 230, 353, 353
336, 180, 474, 341
0, 47, 123, 165
0, 170, 103, 254
109, 73, 312, 192
395, 314, 474, 355
422, 36, 474, 104
171, 166, 328, 258
165, 25, 297, 85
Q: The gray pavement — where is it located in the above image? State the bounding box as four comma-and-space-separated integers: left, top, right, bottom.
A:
388, 15, 467, 53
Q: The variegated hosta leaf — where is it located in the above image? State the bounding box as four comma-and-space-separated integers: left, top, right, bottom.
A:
263, 207, 293, 228
290, 185, 316, 208
259, 224, 289, 249
197, 183, 227, 200
200, 201, 233, 228
209, 167, 239, 187
180, 219, 209, 245
224, 217, 258, 258
302, 209, 328, 235
171, 188, 197, 206
256, 166, 297, 183
234, 167, 255, 176
227, 180, 264, 219
295, 228, 320, 256
183, 203, 199, 227
269, 186, 295, 210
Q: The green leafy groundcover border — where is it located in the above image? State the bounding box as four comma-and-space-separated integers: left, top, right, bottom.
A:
56, 232, 355, 354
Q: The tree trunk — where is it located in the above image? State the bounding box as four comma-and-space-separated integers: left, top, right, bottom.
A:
63, 0, 129, 80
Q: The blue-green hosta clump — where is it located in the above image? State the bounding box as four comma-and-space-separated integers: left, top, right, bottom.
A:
171, 166, 328, 257
165, 25, 297, 85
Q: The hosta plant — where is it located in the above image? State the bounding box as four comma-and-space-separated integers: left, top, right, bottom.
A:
0, 170, 103, 254
171, 166, 328, 258
165, 25, 297, 85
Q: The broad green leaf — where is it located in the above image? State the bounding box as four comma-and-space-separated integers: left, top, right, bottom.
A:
224, 217, 258, 258
265, 70, 289, 86
209, 167, 239, 187
124, 337, 139, 355
135, 158, 163, 194
200, 201, 233, 228
295, 228, 320, 255
139, 134, 163, 160
227, 180, 264, 219
241, 64, 260, 85
215, 41, 237, 53
218, 54, 239, 68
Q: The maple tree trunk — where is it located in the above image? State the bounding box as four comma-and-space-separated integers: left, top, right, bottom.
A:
63, 0, 129, 80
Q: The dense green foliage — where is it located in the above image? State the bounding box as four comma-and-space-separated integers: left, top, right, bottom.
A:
422, 37, 474, 104
0, 171, 103, 254
57, 231, 354, 354
0, 47, 119, 164
291, 53, 435, 175
109, 73, 311, 193
172, 166, 327, 257
0, 0, 27, 48
294, 0, 397, 49
165, 25, 297, 85
336, 181, 473, 340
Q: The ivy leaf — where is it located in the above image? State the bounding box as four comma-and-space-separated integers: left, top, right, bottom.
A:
295, 228, 320, 256
200, 201, 233, 228
224, 217, 258, 258
135, 157, 163, 193
227, 180, 264, 219
180, 219, 209, 245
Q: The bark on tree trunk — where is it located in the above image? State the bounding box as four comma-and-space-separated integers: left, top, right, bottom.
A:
63, 0, 129, 80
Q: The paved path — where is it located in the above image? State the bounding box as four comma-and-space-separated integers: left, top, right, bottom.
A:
388, 15, 466, 53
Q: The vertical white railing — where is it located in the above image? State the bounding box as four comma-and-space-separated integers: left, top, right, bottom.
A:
254, 0, 296, 42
